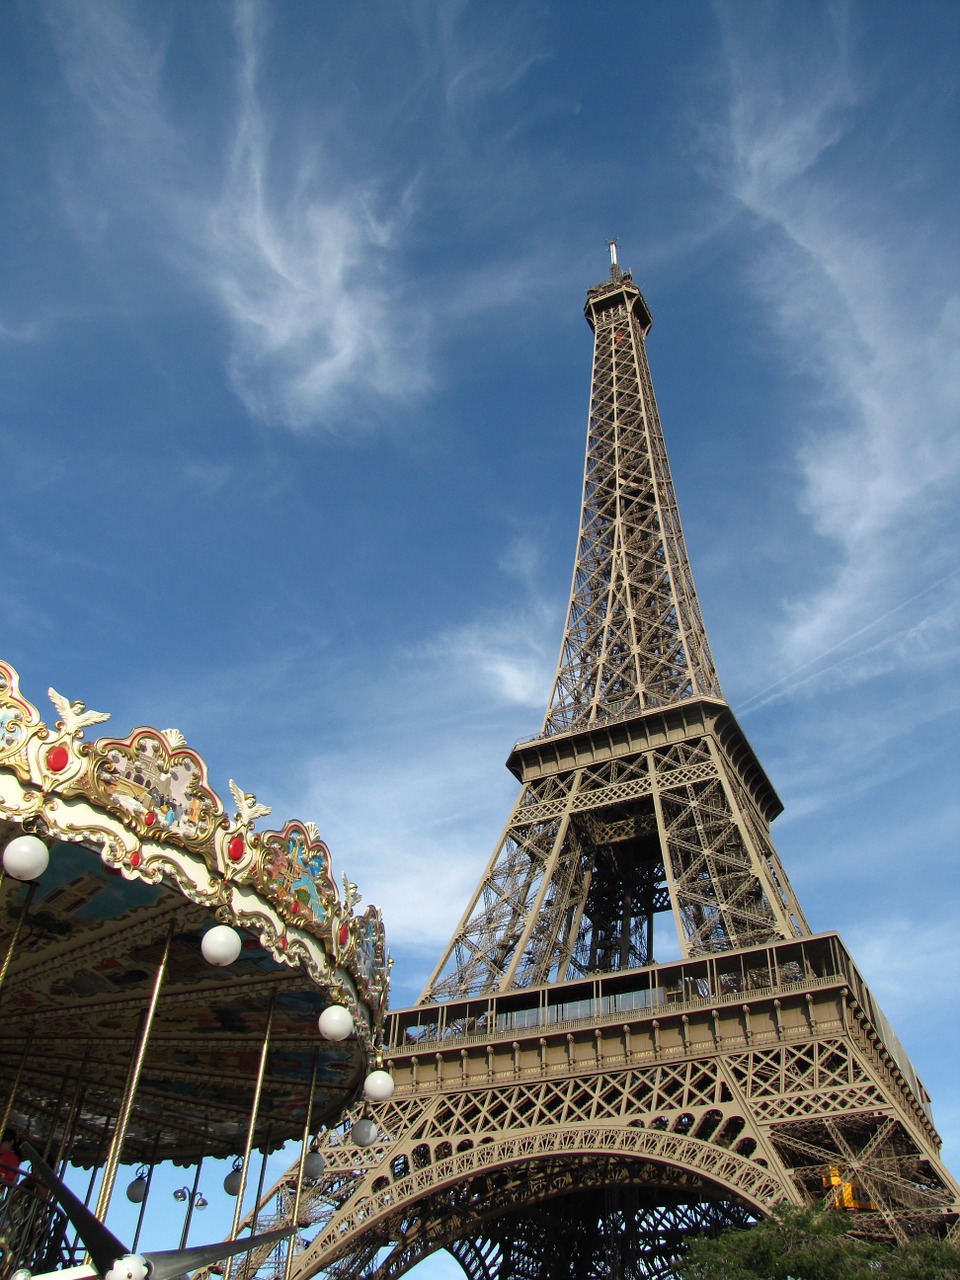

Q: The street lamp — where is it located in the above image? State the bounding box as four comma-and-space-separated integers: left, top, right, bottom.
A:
173, 1183, 207, 1248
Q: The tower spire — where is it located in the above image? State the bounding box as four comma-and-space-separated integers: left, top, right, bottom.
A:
543, 258, 720, 736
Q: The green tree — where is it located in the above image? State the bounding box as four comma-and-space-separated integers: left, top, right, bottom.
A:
678, 1205, 960, 1280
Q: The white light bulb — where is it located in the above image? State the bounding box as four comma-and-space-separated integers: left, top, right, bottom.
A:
103, 1256, 149, 1280
363, 1070, 395, 1102
126, 1176, 148, 1204
317, 1005, 353, 1041
200, 924, 242, 966
3, 835, 49, 881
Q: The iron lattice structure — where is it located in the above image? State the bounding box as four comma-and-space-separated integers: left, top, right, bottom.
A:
222, 254, 960, 1280
422, 263, 806, 998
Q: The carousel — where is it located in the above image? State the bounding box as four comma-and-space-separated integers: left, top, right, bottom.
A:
0, 660, 392, 1280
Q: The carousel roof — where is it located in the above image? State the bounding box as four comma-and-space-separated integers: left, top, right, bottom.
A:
0, 659, 390, 1166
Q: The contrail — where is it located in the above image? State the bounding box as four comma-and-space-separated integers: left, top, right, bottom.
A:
738, 566, 960, 715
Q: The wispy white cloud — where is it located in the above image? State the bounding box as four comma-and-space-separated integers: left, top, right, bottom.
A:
714, 4, 960, 679
844, 917, 960, 1027
48, 1, 174, 181
181, 460, 235, 497
420, 595, 558, 710
292, 714, 520, 993
201, 1, 430, 431
407, 2, 552, 126
0, 316, 43, 342
838, 916, 960, 1120
37, 0, 571, 434
497, 534, 546, 587
43, 0, 430, 432
281, 585, 559, 970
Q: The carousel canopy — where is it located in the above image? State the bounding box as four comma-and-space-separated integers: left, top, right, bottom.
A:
0, 659, 389, 1167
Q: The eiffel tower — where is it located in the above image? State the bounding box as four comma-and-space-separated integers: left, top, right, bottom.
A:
238, 246, 960, 1280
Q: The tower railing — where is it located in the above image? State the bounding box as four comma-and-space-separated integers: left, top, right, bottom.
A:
391, 934, 845, 1045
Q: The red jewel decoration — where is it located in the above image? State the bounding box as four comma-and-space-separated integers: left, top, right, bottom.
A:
46, 745, 70, 772
130, 851, 142, 869
290, 900, 298, 913
279, 937, 287, 950
227, 835, 244, 862
144, 811, 156, 827
339, 923, 349, 946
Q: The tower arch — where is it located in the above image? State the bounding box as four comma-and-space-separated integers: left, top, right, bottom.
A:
311, 1130, 781, 1280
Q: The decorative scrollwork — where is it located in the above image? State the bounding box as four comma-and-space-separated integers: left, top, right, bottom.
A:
0, 659, 43, 775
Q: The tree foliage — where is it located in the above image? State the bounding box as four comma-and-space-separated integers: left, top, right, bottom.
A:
677, 1205, 960, 1280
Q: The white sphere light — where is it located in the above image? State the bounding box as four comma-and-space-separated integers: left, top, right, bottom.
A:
363, 1070, 395, 1103
125, 1176, 148, 1204
302, 1150, 325, 1180
318, 1005, 353, 1041
200, 924, 242, 967
3, 835, 49, 881
223, 1166, 243, 1197
350, 1118, 379, 1147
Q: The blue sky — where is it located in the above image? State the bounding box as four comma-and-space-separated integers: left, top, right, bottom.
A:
2, 0, 959, 1264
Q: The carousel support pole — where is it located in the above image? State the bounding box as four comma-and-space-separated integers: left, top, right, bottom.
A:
234, 1124, 273, 1280
70, 1110, 113, 1263
283, 1051, 319, 1280
248, 1124, 273, 1239
94, 919, 175, 1224
108, 1010, 145, 1167
41, 1051, 73, 1163
131, 1129, 162, 1252
55, 1050, 90, 1175
80, 1045, 140, 1265
0, 1026, 34, 1141
0, 881, 36, 1002
85, 1111, 114, 1204
223, 990, 277, 1280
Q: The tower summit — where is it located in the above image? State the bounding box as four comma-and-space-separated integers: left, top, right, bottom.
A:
240, 255, 960, 1280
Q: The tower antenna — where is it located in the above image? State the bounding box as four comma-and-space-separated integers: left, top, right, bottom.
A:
607, 238, 620, 279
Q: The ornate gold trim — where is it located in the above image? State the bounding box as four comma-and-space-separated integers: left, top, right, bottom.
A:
0, 659, 390, 1036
